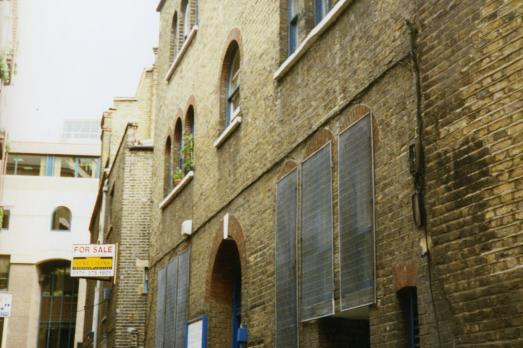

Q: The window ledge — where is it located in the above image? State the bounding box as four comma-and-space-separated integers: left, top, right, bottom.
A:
159, 171, 194, 209
273, 0, 352, 81
164, 26, 199, 82
213, 115, 242, 148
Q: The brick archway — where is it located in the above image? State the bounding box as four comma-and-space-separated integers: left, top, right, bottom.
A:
206, 214, 246, 348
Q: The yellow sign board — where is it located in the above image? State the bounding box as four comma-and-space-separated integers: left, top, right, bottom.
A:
72, 257, 113, 270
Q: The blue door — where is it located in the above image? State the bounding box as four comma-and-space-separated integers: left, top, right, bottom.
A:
231, 275, 241, 348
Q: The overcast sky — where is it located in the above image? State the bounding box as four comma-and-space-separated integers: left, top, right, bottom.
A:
1, 0, 159, 142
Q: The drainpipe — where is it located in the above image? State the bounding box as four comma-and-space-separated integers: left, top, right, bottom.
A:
406, 19, 443, 347
92, 178, 109, 348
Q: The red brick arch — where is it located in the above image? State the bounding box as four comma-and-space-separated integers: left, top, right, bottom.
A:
183, 96, 197, 133
304, 127, 335, 158
205, 214, 247, 300
277, 159, 299, 180
339, 104, 380, 147
183, 95, 197, 119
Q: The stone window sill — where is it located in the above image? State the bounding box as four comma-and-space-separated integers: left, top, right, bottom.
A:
213, 114, 242, 148
273, 0, 352, 81
164, 26, 199, 82
159, 171, 194, 209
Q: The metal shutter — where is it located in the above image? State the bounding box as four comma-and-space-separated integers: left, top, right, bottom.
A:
164, 259, 178, 347
175, 250, 190, 348
338, 115, 375, 310
155, 267, 167, 348
275, 169, 298, 347
301, 144, 334, 320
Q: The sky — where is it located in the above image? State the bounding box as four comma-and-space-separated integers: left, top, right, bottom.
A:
1, 0, 159, 142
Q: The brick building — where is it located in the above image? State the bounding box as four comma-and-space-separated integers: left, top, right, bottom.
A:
84, 0, 522, 347
82, 68, 156, 348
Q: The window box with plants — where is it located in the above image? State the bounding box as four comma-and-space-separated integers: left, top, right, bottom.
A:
0, 52, 12, 85
160, 134, 195, 209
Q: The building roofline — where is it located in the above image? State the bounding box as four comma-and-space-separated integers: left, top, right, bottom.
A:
156, 0, 166, 12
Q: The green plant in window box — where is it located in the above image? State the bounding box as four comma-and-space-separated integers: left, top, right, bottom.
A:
0, 55, 9, 83
0, 53, 10, 85
182, 133, 194, 174
173, 167, 184, 186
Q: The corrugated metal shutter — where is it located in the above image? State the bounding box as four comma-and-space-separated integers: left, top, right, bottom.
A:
338, 115, 375, 310
164, 259, 178, 347
175, 250, 190, 348
275, 169, 298, 348
301, 144, 334, 320
155, 267, 167, 348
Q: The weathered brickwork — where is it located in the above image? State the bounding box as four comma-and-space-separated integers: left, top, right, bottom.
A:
419, 0, 523, 346
77, 0, 522, 347
90, 126, 154, 348
147, 0, 442, 347
82, 66, 156, 347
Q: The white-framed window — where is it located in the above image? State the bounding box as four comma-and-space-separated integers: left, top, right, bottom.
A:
314, 0, 330, 24
288, 0, 299, 55
183, 0, 191, 40
225, 46, 240, 127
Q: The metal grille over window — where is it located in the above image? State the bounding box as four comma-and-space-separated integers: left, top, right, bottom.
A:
175, 250, 190, 348
155, 267, 167, 348
338, 115, 375, 310
275, 169, 298, 347
300, 144, 334, 320
155, 249, 190, 348
164, 259, 178, 347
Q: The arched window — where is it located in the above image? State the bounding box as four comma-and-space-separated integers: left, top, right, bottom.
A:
164, 136, 173, 195
38, 260, 78, 348
174, 119, 183, 170
51, 207, 71, 231
182, 0, 191, 40
171, 12, 179, 62
184, 106, 195, 173
225, 43, 240, 127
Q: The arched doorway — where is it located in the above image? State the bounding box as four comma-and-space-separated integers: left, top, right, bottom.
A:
209, 239, 242, 348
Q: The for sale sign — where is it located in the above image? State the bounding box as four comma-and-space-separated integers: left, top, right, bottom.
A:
0, 293, 12, 317
71, 244, 117, 278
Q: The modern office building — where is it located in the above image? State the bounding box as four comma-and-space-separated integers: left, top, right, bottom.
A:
0, 141, 100, 347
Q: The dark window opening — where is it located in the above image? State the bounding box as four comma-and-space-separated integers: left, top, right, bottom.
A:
51, 207, 71, 231
0, 255, 10, 290
174, 119, 183, 171
164, 137, 173, 195
6, 154, 46, 176
1, 209, 10, 230
398, 287, 420, 348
